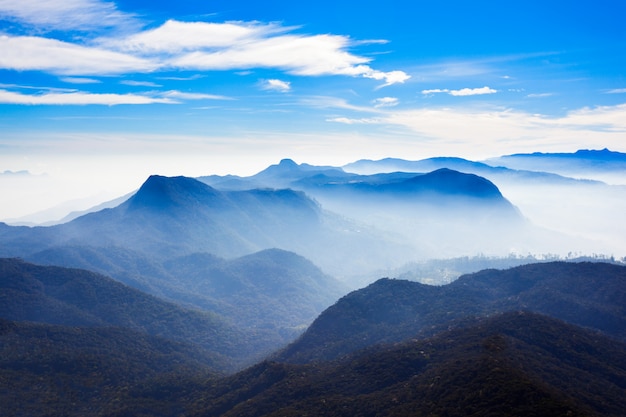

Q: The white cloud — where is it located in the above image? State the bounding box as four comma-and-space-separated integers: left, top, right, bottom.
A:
422, 88, 449, 95
526, 93, 553, 98
421, 86, 497, 96
327, 117, 381, 124
105, 19, 286, 53
0, 35, 156, 75
0, 89, 174, 105
0, 0, 139, 32
262, 79, 291, 92
60, 77, 102, 84
109, 20, 409, 86
159, 90, 231, 100
120, 80, 162, 87
449, 86, 497, 96
606, 88, 626, 94
372, 97, 398, 108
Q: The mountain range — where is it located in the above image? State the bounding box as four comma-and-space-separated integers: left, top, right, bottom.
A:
1, 149, 625, 415
0, 174, 414, 281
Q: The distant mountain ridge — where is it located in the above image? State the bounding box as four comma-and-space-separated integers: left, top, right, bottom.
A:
0, 174, 410, 279
485, 148, 626, 182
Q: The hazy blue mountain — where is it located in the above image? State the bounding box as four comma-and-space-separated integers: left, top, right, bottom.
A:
113, 312, 626, 417
0, 175, 412, 279
484, 148, 626, 183
201, 163, 556, 262
277, 261, 626, 364
343, 155, 603, 185
342, 153, 626, 257
160, 249, 348, 332
197, 158, 353, 191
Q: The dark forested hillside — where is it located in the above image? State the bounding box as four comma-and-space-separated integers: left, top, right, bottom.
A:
110, 312, 626, 417
278, 261, 626, 363
2, 260, 625, 416
0, 318, 219, 417
0, 258, 273, 370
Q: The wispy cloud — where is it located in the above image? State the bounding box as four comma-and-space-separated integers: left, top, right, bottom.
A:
0, 35, 156, 75
0, 89, 174, 105
261, 79, 291, 92
379, 103, 626, 152
0, 0, 140, 32
606, 88, 626, 94
60, 77, 102, 84
422, 86, 497, 96
327, 117, 381, 125
159, 90, 231, 100
372, 97, 398, 108
120, 80, 162, 87
526, 92, 553, 98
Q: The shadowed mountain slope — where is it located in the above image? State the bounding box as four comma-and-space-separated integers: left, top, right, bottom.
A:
0, 318, 220, 417
0, 258, 270, 371
277, 261, 626, 364
118, 312, 625, 417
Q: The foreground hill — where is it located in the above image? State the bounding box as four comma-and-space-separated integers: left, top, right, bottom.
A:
278, 261, 626, 363
0, 318, 219, 417
108, 312, 626, 417
0, 258, 273, 370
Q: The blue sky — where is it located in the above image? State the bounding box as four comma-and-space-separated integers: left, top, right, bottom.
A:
1, 0, 625, 218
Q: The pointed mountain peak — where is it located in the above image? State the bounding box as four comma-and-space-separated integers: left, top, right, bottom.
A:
278, 158, 299, 168
128, 175, 220, 210
252, 158, 304, 180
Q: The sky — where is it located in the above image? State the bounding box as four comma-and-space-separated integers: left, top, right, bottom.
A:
1, 0, 626, 220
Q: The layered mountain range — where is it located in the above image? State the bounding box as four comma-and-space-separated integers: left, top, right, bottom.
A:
1, 149, 625, 415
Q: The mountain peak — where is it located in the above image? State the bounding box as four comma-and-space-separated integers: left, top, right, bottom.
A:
127, 175, 220, 210
402, 168, 503, 198
278, 158, 299, 168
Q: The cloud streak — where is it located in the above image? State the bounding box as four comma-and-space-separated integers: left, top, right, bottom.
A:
0, 89, 174, 105
422, 86, 497, 96
0, 35, 156, 75
0, 0, 139, 32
